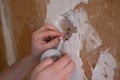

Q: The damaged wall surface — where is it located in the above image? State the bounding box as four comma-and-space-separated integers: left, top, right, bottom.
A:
0, 0, 120, 80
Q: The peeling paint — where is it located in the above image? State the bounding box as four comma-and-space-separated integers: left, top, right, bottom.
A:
92, 49, 117, 80
46, 0, 88, 23
45, 0, 116, 80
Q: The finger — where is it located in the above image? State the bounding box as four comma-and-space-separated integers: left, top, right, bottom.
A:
62, 72, 73, 80
32, 24, 59, 38
59, 61, 75, 80
34, 58, 54, 73
44, 37, 60, 49
51, 54, 72, 71
39, 24, 59, 32
62, 61, 75, 74
59, 70, 73, 80
33, 31, 63, 41
39, 31, 64, 40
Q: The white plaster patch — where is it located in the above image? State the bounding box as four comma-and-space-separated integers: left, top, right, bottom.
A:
46, 0, 88, 23
45, 0, 116, 80
46, 9, 102, 80
64, 9, 102, 52
63, 33, 84, 80
59, 9, 102, 80
92, 49, 117, 80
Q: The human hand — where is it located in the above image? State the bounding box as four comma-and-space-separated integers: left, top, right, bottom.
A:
31, 24, 64, 58
31, 54, 75, 80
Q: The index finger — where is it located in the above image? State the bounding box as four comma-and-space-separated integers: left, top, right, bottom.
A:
50, 54, 72, 71
39, 31, 64, 40
40, 24, 59, 32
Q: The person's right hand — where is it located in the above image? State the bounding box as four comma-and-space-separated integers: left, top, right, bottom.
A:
30, 24, 64, 58
31, 54, 75, 80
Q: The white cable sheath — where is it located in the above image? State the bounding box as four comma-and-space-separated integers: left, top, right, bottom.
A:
40, 37, 63, 61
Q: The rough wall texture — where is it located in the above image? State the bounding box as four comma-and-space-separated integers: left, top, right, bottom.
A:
0, 0, 120, 80
74, 0, 120, 79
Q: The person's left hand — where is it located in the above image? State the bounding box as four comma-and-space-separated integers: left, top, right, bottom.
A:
30, 24, 64, 58
31, 54, 75, 80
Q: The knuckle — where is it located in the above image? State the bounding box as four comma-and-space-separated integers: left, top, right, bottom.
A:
52, 65, 60, 72
54, 38, 60, 44
58, 55, 71, 64
63, 55, 71, 61
45, 58, 54, 63
67, 62, 75, 72
70, 61, 76, 69
51, 38, 60, 46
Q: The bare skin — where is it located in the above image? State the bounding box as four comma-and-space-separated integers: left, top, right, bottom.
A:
0, 24, 75, 80
31, 54, 75, 80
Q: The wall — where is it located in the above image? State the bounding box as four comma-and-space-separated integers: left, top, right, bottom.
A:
0, 0, 120, 80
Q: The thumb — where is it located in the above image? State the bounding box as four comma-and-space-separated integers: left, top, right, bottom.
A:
34, 58, 54, 72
